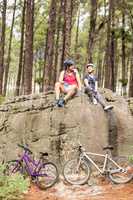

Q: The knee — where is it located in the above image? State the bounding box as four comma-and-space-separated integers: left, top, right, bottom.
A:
85, 87, 90, 93
71, 85, 77, 92
55, 82, 61, 89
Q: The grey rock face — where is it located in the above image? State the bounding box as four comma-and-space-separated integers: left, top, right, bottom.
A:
0, 91, 133, 168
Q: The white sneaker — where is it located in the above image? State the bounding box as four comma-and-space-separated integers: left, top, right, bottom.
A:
104, 105, 113, 111
93, 98, 98, 105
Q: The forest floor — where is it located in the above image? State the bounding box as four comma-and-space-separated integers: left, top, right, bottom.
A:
24, 176, 133, 200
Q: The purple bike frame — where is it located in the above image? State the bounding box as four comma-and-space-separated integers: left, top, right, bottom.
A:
14, 150, 46, 177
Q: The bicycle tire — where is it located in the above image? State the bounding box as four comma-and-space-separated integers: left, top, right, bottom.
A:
108, 156, 133, 184
36, 162, 59, 189
63, 159, 91, 185
5, 160, 24, 176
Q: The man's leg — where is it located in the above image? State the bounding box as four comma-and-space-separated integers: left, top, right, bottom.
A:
84, 87, 95, 103
95, 92, 113, 110
94, 92, 106, 108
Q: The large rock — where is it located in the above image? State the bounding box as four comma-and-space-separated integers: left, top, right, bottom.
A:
0, 91, 132, 168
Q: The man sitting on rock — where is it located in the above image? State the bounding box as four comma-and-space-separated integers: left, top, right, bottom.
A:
84, 63, 113, 111
55, 59, 82, 107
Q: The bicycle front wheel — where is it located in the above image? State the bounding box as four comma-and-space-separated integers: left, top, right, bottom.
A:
5, 160, 24, 176
63, 159, 91, 185
36, 162, 59, 189
109, 156, 133, 184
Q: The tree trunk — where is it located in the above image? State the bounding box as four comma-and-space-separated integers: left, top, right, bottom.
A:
97, 39, 103, 87
87, 0, 97, 63
61, 0, 73, 68
23, 0, 34, 95
74, 7, 80, 56
43, 0, 57, 91
110, 2, 115, 92
129, 37, 133, 97
15, 0, 26, 96
104, 0, 111, 89
0, 0, 7, 95
53, 0, 64, 83
121, 9, 127, 95
104, 0, 115, 91
3, 0, 17, 96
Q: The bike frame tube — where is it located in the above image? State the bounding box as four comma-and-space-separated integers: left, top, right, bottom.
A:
81, 151, 123, 174
82, 152, 107, 173
12, 150, 49, 178
19, 151, 41, 176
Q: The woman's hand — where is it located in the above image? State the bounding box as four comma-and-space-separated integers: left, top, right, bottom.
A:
59, 80, 64, 84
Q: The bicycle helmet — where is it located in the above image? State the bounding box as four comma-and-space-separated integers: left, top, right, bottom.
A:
86, 63, 95, 68
64, 59, 75, 70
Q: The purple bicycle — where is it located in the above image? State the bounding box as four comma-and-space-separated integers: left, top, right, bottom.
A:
6, 144, 59, 189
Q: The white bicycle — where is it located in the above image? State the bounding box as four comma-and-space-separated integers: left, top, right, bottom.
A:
63, 145, 133, 185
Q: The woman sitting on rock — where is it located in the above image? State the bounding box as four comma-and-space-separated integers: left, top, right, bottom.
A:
55, 59, 82, 107
84, 63, 113, 111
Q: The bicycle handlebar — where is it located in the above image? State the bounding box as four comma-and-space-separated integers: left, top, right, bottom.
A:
72, 144, 85, 152
17, 144, 33, 154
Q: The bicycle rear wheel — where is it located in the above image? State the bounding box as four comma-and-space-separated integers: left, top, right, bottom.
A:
109, 156, 133, 184
63, 159, 91, 185
36, 162, 59, 189
5, 160, 24, 176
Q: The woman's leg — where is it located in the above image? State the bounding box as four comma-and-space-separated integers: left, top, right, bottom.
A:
55, 82, 66, 100
64, 85, 77, 102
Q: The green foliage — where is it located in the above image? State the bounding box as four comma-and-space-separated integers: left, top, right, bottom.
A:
0, 164, 30, 200
35, 77, 43, 85
128, 155, 133, 163
119, 79, 128, 86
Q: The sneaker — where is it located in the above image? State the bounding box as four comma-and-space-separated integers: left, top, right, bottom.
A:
58, 98, 65, 107
104, 105, 113, 111
93, 98, 98, 105
54, 99, 59, 106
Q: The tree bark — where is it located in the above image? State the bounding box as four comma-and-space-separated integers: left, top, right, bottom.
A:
43, 0, 57, 91
129, 37, 133, 97
104, 0, 115, 91
0, 0, 7, 95
74, 7, 80, 56
15, 0, 26, 96
110, 2, 115, 92
23, 0, 34, 95
87, 0, 97, 63
61, 0, 73, 68
52, 0, 64, 84
3, 0, 17, 96
121, 7, 127, 95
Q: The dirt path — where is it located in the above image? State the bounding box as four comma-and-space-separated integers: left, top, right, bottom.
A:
24, 177, 133, 200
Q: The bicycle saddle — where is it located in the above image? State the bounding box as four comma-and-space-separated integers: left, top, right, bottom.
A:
103, 145, 114, 151
39, 152, 49, 157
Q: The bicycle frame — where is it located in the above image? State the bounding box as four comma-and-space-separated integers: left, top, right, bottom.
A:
80, 151, 122, 174
16, 151, 43, 177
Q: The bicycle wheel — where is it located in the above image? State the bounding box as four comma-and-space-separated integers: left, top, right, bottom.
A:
36, 162, 59, 189
108, 156, 133, 184
5, 160, 24, 176
63, 159, 91, 185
